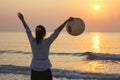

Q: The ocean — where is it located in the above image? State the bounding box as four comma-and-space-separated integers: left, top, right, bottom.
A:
0, 32, 120, 53
0, 32, 120, 80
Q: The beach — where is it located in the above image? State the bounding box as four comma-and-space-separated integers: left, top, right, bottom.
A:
0, 50, 120, 80
0, 32, 120, 80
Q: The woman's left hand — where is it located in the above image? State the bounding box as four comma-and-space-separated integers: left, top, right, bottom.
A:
17, 12, 24, 21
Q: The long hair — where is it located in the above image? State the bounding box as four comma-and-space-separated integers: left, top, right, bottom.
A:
35, 25, 46, 45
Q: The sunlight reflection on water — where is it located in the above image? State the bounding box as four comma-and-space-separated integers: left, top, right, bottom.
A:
92, 32, 101, 53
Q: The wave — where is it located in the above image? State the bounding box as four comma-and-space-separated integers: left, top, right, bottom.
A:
0, 65, 120, 80
0, 50, 120, 61
0, 50, 31, 54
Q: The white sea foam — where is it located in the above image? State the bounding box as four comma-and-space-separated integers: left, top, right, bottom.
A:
0, 50, 120, 61
0, 65, 120, 79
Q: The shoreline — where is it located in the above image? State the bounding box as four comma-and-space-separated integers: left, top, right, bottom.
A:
0, 65, 120, 80
0, 50, 120, 79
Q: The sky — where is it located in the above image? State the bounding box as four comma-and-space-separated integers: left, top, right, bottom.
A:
0, 0, 120, 32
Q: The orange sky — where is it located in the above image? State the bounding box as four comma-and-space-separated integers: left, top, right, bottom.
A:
0, 0, 120, 32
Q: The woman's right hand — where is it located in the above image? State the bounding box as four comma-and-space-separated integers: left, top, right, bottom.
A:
67, 17, 74, 22
17, 12, 24, 21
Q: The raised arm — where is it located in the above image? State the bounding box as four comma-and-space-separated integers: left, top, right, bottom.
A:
46, 17, 74, 45
17, 12, 29, 29
57, 17, 74, 32
17, 12, 34, 41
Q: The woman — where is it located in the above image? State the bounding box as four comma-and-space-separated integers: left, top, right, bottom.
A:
17, 12, 73, 80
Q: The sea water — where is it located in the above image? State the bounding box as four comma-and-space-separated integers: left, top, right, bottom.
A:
0, 32, 120, 53
0, 32, 120, 79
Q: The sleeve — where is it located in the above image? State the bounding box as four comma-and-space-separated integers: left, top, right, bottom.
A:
46, 28, 60, 45
25, 27, 34, 42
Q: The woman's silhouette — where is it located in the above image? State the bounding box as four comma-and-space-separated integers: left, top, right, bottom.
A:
17, 12, 73, 80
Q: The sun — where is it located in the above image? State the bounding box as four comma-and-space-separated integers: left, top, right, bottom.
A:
93, 5, 101, 11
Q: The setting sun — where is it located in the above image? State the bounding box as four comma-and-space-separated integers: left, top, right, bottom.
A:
94, 5, 101, 11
